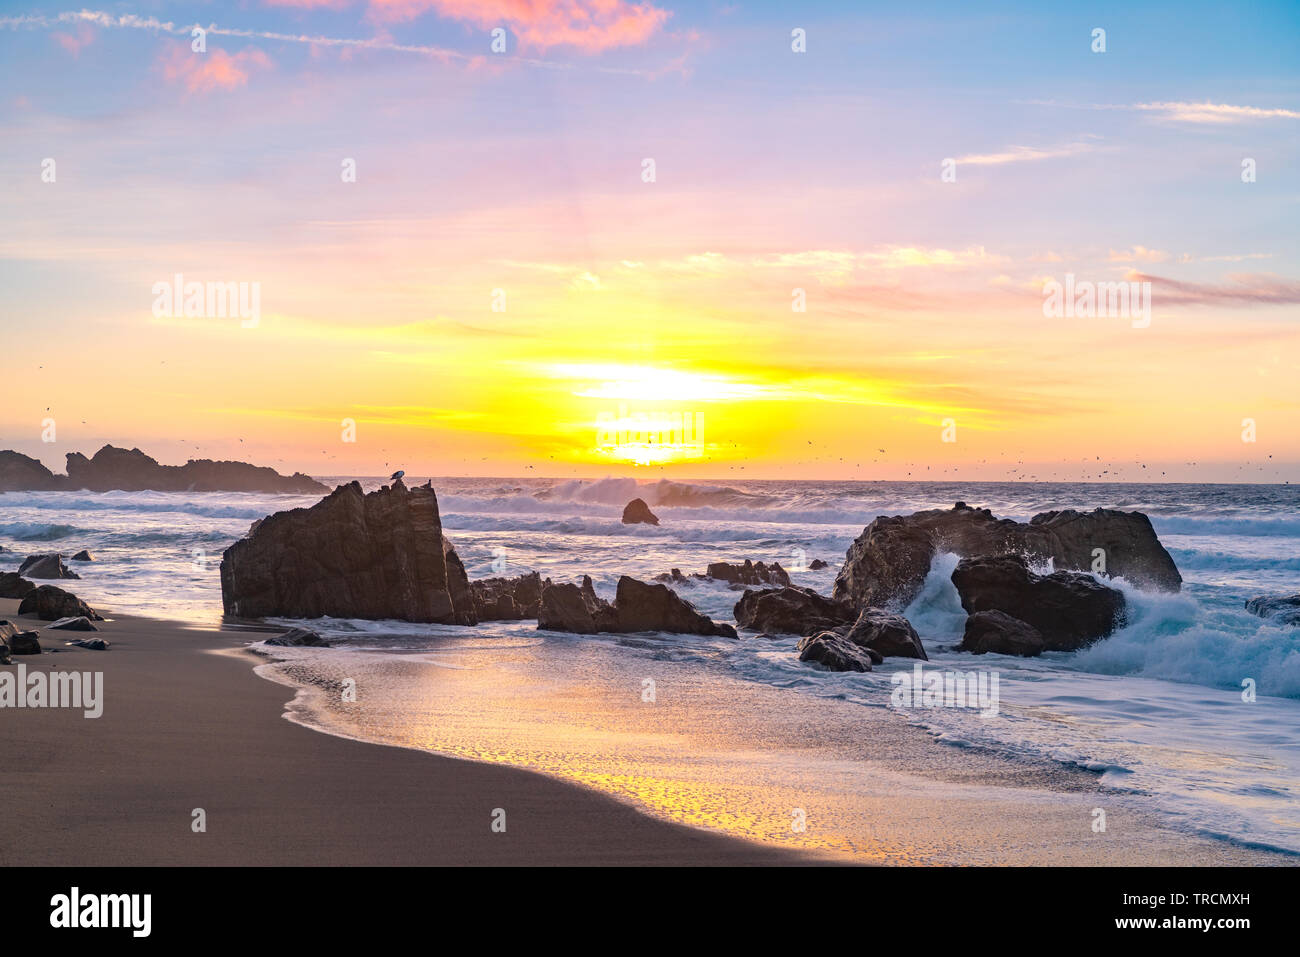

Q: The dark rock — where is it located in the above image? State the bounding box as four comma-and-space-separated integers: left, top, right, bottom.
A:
66, 637, 110, 650
0, 450, 60, 491
705, 560, 791, 588
61, 444, 326, 494
0, 573, 36, 600
264, 627, 329, 647
70, 550, 95, 562
538, 576, 616, 634
48, 616, 98, 632
834, 503, 1181, 610
0, 620, 20, 664
797, 632, 878, 672
621, 498, 660, 526
1245, 594, 1300, 627
6, 627, 41, 655
959, 610, 1046, 657
653, 568, 691, 585
733, 586, 856, 636
845, 608, 927, 660
17, 585, 103, 621
950, 555, 1125, 651
219, 481, 475, 624
808, 559, 830, 570
471, 571, 550, 621
539, 575, 735, 637
18, 553, 80, 580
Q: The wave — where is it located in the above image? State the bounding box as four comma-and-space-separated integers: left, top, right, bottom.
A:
0, 521, 79, 541
1154, 515, 1300, 538
534, 476, 769, 509
1169, 548, 1300, 573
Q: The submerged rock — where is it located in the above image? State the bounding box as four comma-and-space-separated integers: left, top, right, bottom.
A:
733, 586, 856, 637
621, 498, 660, 526
264, 627, 329, 647
959, 610, 1046, 657
705, 560, 791, 588
17, 585, 103, 622
834, 503, 1181, 610
951, 555, 1124, 651
844, 608, 927, 660
219, 481, 476, 624
18, 553, 80, 580
1244, 594, 1300, 627
797, 632, 878, 672
538, 575, 735, 638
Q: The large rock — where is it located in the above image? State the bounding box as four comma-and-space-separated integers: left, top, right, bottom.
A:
733, 586, 856, 637
0, 573, 36, 600
219, 480, 476, 624
18, 553, 80, 580
538, 576, 735, 637
950, 555, 1124, 651
797, 632, 879, 672
1245, 594, 1300, 627
62, 444, 326, 494
706, 560, 791, 588
834, 503, 1181, 610
0, 450, 60, 491
844, 609, 927, 660
17, 585, 103, 621
471, 571, 550, 621
959, 610, 1046, 657
621, 498, 660, 526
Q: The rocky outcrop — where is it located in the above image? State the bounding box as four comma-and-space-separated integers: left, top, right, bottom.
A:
71, 550, 95, 562
706, 560, 791, 588
844, 609, 927, 660
808, 559, 830, 570
0, 450, 59, 491
17, 585, 103, 621
621, 498, 660, 526
0, 573, 36, 600
471, 571, 550, 621
951, 555, 1125, 651
834, 503, 1181, 610
959, 610, 1046, 657
733, 586, 856, 637
220, 480, 476, 624
797, 631, 880, 672
64, 445, 327, 494
1245, 594, 1300, 627
49, 616, 98, 631
17, 554, 80, 580
538, 575, 735, 637
265, 627, 329, 647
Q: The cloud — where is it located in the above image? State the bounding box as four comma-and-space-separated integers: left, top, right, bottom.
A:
52, 23, 94, 56
1134, 101, 1300, 124
1129, 271, 1300, 306
955, 141, 1097, 166
366, 0, 671, 51
159, 43, 273, 93
1108, 246, 1169, 263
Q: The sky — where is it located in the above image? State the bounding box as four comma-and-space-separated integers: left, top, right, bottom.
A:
0, 0, 1297, 482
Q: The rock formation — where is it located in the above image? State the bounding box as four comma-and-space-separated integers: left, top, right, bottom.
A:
1245, 594, 1300, 627
733, 586, 856, 636
471, 571, 550, 621
621, 498, 660, 525
18, 554, 80, 580
843, 608, 927, 660
538, 575, 735, 637
797, 632, 880, 672
959, 610, 1046, 657
17, 585, 103, 621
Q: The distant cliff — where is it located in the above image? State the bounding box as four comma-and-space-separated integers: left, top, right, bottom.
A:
0, 445, 327, 494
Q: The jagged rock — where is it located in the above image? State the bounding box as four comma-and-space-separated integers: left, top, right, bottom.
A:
733, 586, 856, 637
71, 550, 95, 562
653, 568, 692, 585
951, 555, 1124, 651
17, 585, 103, 622
706, 560, 791, 588
808, 559, 830, 570
959, 610, 1046, 657
49, 616, 98, 632
0, 573, 36, 600
539, 575, 735, 637
834, 503, 1181, 610
797, 632, 878, 672
621, 498, 660, 526
471, 571, 550, 621
66, 637, 110, 650
264, 628, 329, 647
220, 481, 475, 624
61, 444, 326, 494
844, 609, 927, 660
0, 450, 60, 491
1245, 594, 1300, 627
18, 554, 80, 580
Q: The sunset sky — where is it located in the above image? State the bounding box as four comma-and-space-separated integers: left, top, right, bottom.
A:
1, 1, 1297, 481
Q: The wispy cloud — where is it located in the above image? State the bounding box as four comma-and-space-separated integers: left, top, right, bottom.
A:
1108, 246, 1169, 263
1130, 271, 1300, 306
159, 42, 272, 93
955, 141, 1098, 166
1025, 98, 1300, 124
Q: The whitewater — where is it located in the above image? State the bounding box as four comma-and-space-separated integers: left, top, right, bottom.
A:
2, 477, 1297, 855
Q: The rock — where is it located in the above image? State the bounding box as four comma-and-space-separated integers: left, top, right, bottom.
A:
0, 619, 21, 664
621, 498, 660, 526
539, 575, 735, 637
653, 568, 692, 585
70, 550, 95, 562
0, 572, 36, 600
834, 503, 1181, 610
950, 555, 1125, 651
219, 481, 475, 624
17, 553, 80, 580
797, 632, 878, 672
1245, 594, 1300, 627
808, 559, 830, 570
60, 444, 327, 494
471, 571, 550, 621
48, 616, 98, 632
264, 627, 329, 647
7, 629, 41, 655
66, 637, 110, 650
844, 609, 927, 660
705, 560, 791, 588
0, 450, 60, 491
733, 586, 856, 636
17, 585, 103, 622
959, 610, 1046, 657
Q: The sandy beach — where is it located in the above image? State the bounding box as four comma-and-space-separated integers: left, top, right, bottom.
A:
2, 597, 1289, 866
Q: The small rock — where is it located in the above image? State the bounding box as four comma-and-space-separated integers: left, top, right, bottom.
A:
49, 616, 98, 631
71, 550, 95, 562
621, 498, 660, 526
8, 631, 41, 655
845, 608, 928, 660
797, 632, 878, 672
66, 637, 110, 651
959, 610, 1046, 657
17, 553, 80, 580
264, 628, 330, 647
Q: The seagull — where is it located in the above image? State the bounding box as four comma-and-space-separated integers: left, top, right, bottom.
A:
390, 470, 405, 481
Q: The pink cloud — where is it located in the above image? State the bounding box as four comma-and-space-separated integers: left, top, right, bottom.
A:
53, 24, 95, 58
159, 44, 273, 94
1128, 271, 1300, 306
367, 0, 671, 51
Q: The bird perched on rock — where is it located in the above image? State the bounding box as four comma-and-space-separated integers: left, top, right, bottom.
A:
390, 469, 405, 481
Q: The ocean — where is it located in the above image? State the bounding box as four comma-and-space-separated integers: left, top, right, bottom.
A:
3, 477, 1298, 858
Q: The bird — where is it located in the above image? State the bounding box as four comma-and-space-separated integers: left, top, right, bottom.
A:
390, 470, 405, 481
